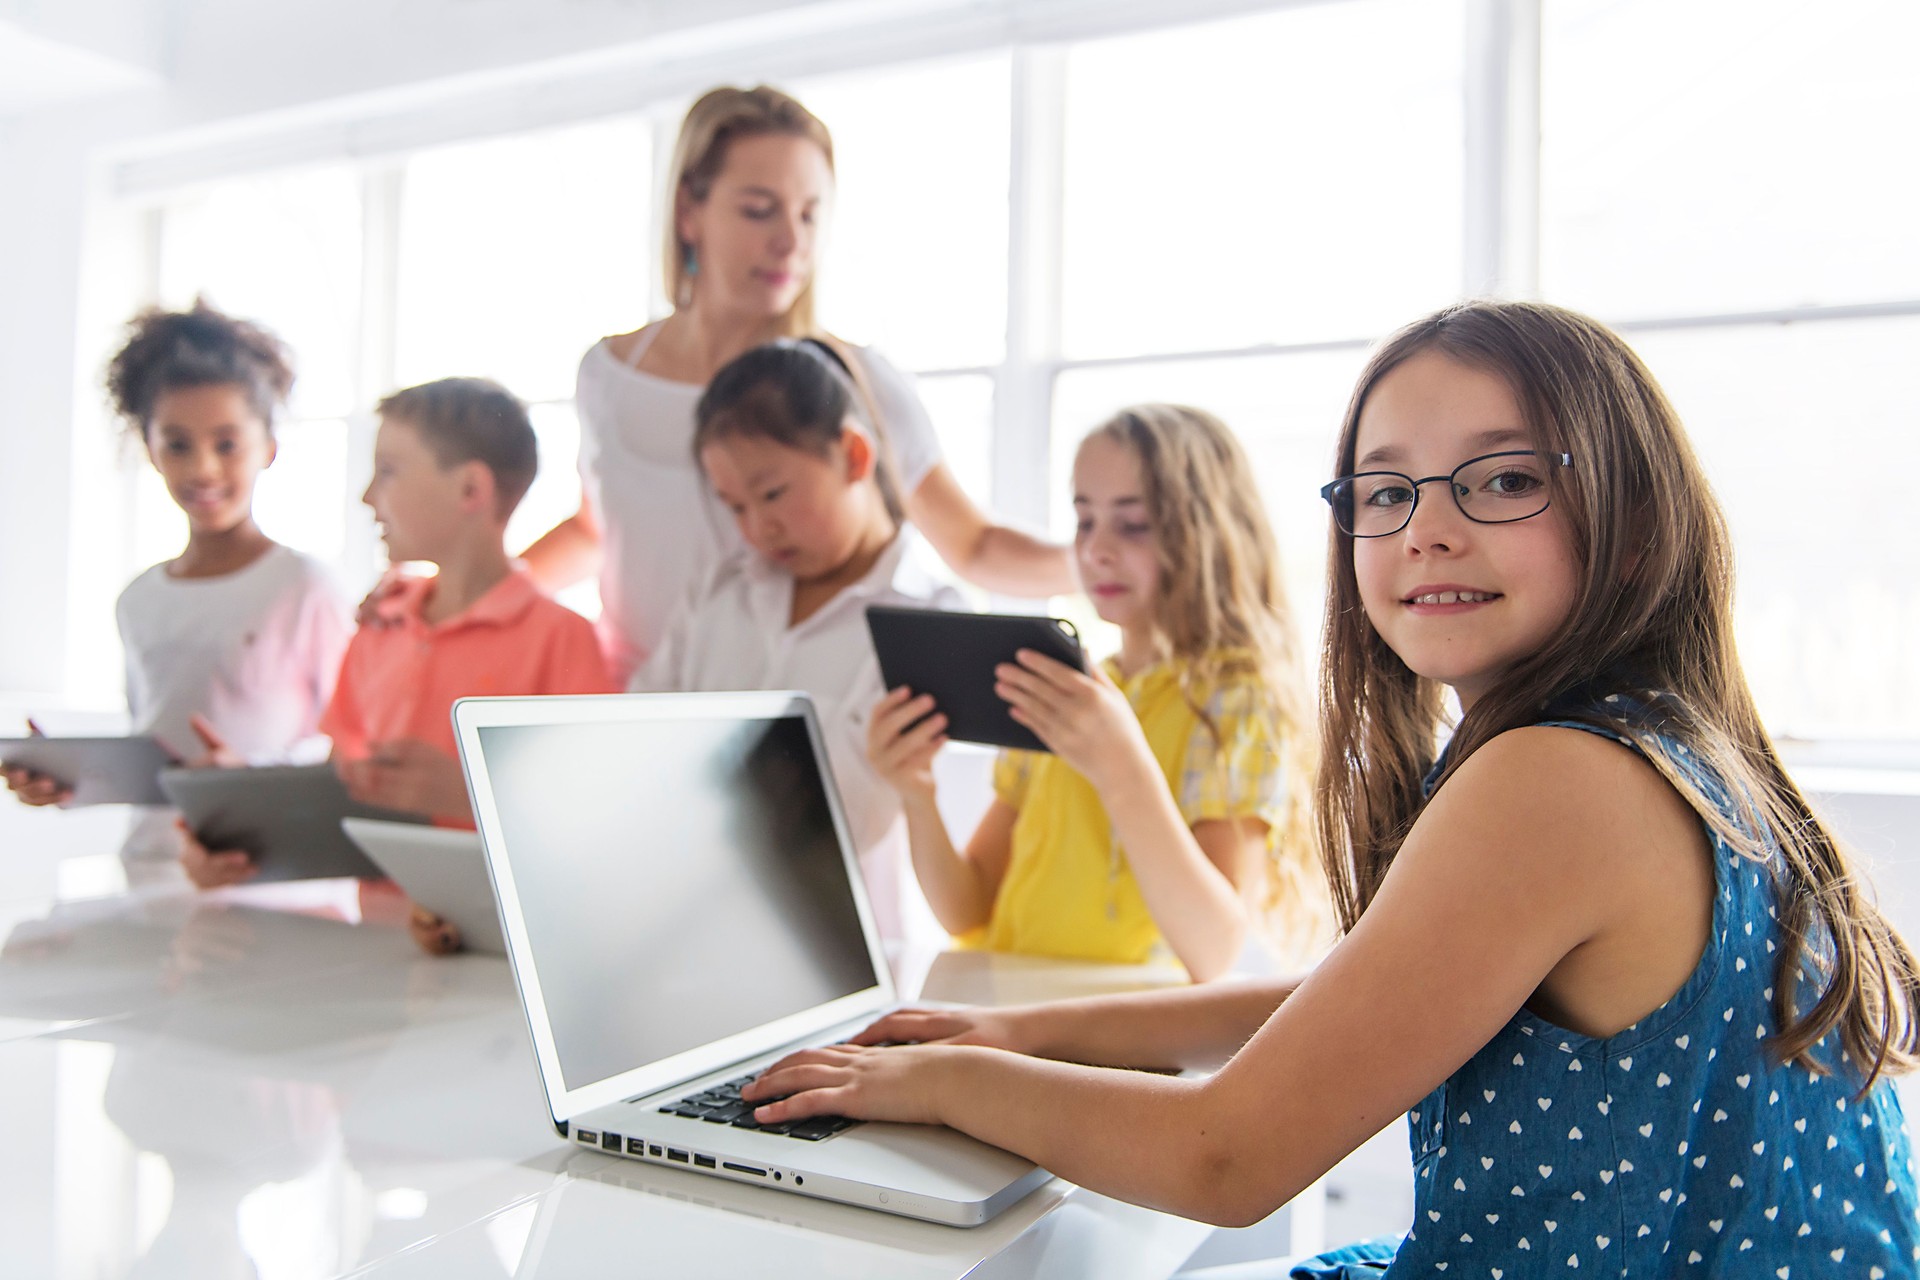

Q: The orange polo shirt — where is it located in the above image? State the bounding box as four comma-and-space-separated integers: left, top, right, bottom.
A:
321, 567, 614, 761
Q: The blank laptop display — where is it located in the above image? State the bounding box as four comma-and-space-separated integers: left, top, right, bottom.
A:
474, 713, 875, 1091
454, 691, 1044, 1226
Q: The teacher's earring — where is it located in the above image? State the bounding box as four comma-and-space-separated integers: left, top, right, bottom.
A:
682, 243, 699, 278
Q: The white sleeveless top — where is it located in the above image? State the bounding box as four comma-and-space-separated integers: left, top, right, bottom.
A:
574, 329, 945, 683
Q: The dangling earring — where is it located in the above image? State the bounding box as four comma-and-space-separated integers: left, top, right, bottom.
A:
677, 243, 700, 308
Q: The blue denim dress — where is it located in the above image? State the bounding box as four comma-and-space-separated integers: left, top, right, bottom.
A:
1294, 708, 1920, 1278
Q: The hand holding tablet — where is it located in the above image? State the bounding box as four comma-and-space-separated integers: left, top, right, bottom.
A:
161, 765, 428, 883
0, 734, 174, 807
864, 606, 1087, 753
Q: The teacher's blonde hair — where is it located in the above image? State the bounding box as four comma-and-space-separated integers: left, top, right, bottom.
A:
664, 86, 835, 334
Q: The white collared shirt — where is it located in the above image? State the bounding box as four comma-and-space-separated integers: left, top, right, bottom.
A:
630, 533, 963, 946
576, 334, 943, 684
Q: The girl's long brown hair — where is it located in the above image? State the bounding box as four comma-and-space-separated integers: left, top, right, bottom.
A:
1315, 300, 1919, 1087
1084, 405, 1329, 959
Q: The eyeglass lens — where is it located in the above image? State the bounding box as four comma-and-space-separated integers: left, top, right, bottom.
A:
1329, 452, 1557, 537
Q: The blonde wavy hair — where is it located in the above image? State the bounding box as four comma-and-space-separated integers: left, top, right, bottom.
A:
1315, 300, 1919, 1088
663, 85, 834, 334
1080, 405, 1329, 960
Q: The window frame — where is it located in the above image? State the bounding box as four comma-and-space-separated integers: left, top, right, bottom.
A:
84, 0, 1920, 746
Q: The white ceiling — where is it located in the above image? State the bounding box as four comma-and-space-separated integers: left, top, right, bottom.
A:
0, 18, 161, 116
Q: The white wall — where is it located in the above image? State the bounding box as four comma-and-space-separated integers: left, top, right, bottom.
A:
0, 108, 111, 698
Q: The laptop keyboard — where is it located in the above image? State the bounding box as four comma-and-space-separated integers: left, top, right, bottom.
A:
658, 1072, 860, 1142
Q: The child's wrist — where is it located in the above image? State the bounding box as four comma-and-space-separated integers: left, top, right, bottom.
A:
1091, 747, 1160, 807
898, 781, 941, 811
929, 1045, 994, 1125
997, 1005, 1046, 1058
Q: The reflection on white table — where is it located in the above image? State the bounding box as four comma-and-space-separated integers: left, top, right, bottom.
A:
0, 803, 1236, 1279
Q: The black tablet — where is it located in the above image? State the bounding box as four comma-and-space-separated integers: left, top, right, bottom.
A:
160, 765, 429, 882
865, 605, 1087, 752
0, 736, 173, 806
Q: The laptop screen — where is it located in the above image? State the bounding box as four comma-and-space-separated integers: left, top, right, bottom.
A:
476, 711, 881, 1093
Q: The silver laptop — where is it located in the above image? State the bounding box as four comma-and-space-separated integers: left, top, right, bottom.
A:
450, 690, 1046, 1226
339, 819, 504, 955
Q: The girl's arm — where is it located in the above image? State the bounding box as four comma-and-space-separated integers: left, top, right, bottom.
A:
868, 687, 1015, 934
853, 974, 1298, 1072
997, 652, 1248, 980
749, 726, 1717, 1225
900, 792, 1015, 935
907, 464, 1077, 598
519, 490, 602, 593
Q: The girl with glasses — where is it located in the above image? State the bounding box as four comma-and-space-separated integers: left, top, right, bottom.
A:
743, 299, 1920, 1276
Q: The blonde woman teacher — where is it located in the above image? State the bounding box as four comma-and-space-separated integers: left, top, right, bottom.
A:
523, 86, 1074, 680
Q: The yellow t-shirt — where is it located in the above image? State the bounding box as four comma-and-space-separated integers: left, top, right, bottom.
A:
968, 655, 1287, 965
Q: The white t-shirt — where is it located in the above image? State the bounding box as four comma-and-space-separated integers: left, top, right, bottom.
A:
575, 329, 945, 683
630, 533, 963, 951
115, 544, 351, 765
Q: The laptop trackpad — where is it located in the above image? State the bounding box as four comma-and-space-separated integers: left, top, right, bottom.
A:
796, 1121, 1040, 1197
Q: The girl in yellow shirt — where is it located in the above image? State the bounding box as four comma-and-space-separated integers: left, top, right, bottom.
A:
867, 405, 1326, 979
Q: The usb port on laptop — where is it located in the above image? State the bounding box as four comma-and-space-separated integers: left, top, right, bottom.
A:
693, 1154, 716, 1169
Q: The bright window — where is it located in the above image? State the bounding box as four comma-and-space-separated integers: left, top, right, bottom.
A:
394, 117, 654, 403
1627, 317, 1920, 735
156, 165, 361, 420
800, 56, 1012, 371
1060, 0, 1465, 359
94, 1, 1920, 744
1540, 0, 1920, 318
1541, 0, 1920, 737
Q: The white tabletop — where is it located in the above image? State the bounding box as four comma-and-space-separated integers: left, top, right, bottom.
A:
0, 801, 1219, 1279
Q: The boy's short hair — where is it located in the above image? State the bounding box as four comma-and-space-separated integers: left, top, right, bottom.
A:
376, 377, 538, 519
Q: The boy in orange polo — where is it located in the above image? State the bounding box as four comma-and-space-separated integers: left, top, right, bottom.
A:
182, 377, 612, 888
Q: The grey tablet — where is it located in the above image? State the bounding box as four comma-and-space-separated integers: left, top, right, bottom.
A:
864, 605, 1086, 752
0, 736, 173, 806
340, 818, 503, 954
160, 765, 428, 882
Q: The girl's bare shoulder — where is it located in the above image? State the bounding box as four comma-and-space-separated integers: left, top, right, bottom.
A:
1426, 723, 1705, 877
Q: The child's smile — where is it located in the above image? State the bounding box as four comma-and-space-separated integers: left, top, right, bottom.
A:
1399, 583, 1504, 613
144, 384, 275, 538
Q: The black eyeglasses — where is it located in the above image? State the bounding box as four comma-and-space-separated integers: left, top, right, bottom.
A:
1320, 450, 1573, 538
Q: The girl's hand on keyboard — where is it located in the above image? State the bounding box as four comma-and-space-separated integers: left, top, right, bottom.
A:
742, 1043, 956, 1127
849, 1006, 1031, 1054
